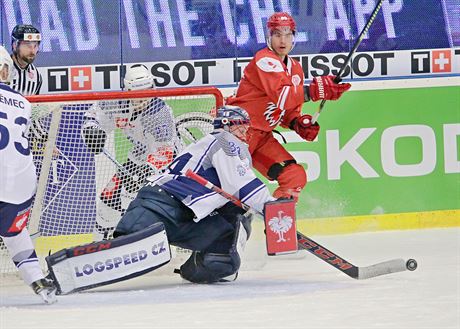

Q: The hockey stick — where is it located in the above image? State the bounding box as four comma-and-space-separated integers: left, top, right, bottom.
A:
184, 169, 418, 280
102, 148, 140, 182
311, 0, 384, 123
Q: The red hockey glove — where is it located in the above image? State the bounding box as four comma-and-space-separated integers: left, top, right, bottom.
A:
308, 75, 351, 102
290, 114, 320, 141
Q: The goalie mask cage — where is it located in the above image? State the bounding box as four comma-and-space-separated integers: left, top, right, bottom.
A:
0, 87, 223, 276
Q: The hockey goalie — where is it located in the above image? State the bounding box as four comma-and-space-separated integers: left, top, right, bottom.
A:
81, 65, 183, 241
46, 106, 298, 294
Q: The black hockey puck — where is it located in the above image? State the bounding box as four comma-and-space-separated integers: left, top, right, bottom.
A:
406, 259, 417, 271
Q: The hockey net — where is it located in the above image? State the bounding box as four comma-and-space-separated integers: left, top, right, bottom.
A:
0, 87, 234, 277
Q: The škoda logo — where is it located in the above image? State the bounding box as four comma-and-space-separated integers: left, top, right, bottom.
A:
268, 211, 293, 242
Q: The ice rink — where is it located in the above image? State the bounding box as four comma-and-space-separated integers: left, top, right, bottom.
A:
1, 227, 459, 329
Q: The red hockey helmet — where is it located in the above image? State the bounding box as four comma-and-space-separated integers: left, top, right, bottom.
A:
267, 12, 296, 34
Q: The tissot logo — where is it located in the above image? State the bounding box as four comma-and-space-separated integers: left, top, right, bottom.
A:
431, 50, 451, 73
411, 51, 430, 73
71, 67, 92, 90
48, 68, 69, 92
411, 49, 452, 74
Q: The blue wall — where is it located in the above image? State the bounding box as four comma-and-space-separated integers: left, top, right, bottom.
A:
1, 0, 459, 67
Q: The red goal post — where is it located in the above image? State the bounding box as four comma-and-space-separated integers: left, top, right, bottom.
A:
0, 87, 225, 275
26, 86, 224, 105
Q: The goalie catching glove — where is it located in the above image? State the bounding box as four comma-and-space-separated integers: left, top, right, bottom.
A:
290, 114, 320, 141
82, 126, 107, 154
305, 75, 351, 102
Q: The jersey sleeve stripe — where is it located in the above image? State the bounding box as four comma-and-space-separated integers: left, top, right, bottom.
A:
186, 191, 218, 207
193, 138, 217, 172
239, 178, 265, 202
277, 86, 290, 111
241, 184, 267, 204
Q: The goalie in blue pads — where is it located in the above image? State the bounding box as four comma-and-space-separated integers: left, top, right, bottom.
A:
114, 105, 276, 284
47, 106, 279, 291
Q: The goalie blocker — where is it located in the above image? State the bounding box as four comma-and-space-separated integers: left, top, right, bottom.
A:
46, 223, 171, 295
264, 199, 298, 255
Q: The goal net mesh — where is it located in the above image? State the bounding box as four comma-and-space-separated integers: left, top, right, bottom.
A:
0, 87, 222, 276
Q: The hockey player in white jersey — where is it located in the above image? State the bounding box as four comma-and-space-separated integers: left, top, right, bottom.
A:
0, 45, 57, 304
81, 65, 180, 240
114, 105, 276, 283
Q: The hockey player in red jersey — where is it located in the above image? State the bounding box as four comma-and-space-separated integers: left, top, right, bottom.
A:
227, 12, 351, 200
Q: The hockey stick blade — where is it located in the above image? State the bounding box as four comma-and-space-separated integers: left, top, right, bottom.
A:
297, 231, 412, 280
185, 169, 416, 280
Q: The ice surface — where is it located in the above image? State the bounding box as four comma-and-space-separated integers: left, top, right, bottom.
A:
1, 227, 459, 329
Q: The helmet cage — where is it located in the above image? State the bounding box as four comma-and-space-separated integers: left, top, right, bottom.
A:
213, 106, 250, 130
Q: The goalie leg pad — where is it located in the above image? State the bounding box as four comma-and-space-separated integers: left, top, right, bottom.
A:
46, 222, 171, 294
178, 211, 251, 284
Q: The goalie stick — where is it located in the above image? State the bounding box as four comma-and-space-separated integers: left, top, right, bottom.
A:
101, 148, 140, 182
311, 0, 384, 124
184, 169, 418, 280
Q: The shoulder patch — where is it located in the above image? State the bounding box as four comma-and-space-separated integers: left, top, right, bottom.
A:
256, 57, 284, 73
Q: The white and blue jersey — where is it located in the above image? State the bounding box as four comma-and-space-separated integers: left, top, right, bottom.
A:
0, 83, 36, 204
82, 98, 178, 165
146, 129, 275, 221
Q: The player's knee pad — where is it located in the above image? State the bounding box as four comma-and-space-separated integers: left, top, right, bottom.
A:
179, 250, 241, 284
272, 163, 307, 200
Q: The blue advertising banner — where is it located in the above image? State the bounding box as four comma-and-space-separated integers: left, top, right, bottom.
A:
1, 0, 459, 67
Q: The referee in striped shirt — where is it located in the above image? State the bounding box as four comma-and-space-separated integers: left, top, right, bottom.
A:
10, 24, 49, 144
10, 24, 42, 96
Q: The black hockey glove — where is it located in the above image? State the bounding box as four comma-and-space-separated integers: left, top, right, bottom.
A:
82, 126, 107, 154
118, 159, 149, 194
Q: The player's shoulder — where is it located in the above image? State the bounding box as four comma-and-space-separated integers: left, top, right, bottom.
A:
210, 130, 249, 157
254, 48, 284, 73
254, 47, 280, 61
0, 83, 23, 97
149, 97, 168, 110
0, 83, 30, 110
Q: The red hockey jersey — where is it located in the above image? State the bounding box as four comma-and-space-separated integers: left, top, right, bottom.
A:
227, 47, 305, 132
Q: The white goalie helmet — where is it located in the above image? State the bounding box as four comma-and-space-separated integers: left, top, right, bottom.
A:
0, 45, 13, 84
124, 64, 155, 91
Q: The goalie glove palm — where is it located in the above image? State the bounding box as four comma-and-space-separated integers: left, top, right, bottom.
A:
308, 75, 351, 102
82, 126, 107, 154
291, 114, 319, 141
